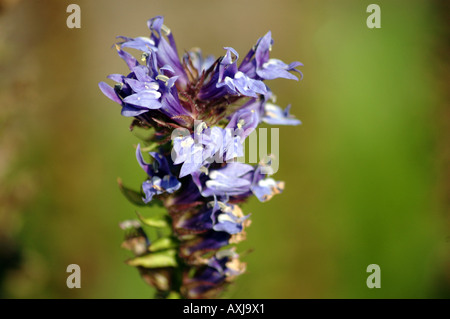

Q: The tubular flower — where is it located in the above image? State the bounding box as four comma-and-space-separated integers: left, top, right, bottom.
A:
100, 15, 302, 299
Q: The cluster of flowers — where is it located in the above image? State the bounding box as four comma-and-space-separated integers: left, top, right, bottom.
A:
100, 16, 301, 298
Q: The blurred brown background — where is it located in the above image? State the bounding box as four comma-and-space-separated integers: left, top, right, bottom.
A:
0, 0, 449, 298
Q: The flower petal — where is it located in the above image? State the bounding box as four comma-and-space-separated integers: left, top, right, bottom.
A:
99, 82, 122, 104
123, 90, 162, 109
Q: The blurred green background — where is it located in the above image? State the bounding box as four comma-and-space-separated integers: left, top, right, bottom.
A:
0, 0, 449, 298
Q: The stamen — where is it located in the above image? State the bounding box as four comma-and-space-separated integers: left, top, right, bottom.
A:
141, 52, 149, 62
155, 74, 170, 83
161, 24, 171, 36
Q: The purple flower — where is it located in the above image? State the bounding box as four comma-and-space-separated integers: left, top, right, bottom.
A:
147, 16, 189, 87
215, 48, 267, 97
122, 81, 162, 110
101, 15, 302, 299
248, 164, 285, 202
171, 124, 244, 178
226, 106, 260, 139
240, 31, 303, 81
262, 102, 301, 126
99, 17, 191, 123
117, 35, 156, 53
171, 133, 206, 178
211, 201, 250, 235
192, 163, 254, 198
251, 177, 285, 202
177, 199, 249, 235
158, 75, 192, 122
180, 231, 231, 258
136, 144, 181, 203
198, 47, 267, 100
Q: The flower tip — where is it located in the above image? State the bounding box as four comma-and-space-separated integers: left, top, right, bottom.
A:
99, 81, 122, 104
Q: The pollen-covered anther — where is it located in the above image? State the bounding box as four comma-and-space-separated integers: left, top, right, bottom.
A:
156, 74, 170, 83
237, 119, 245, 129
161, 24, 171, 36
141, 52, 149, 62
